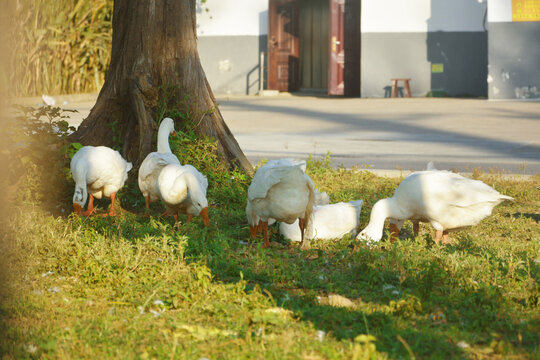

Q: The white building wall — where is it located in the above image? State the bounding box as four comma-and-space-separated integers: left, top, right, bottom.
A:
196, 0, 490, 96
196, 0, 268, 95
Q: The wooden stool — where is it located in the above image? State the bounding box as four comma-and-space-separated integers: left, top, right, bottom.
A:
391, 78, 412, 97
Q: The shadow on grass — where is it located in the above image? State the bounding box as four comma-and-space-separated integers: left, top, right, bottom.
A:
185, 223, 539, 358
509, 212, 540, 223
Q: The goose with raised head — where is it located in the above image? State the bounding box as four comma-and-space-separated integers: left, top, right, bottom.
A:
138, 117, 180, 210
71, 146, 132, 216
246, 164, 315, 249
280, 200, 363, 242
157, 163, 209, 226
357, 169, 513, 244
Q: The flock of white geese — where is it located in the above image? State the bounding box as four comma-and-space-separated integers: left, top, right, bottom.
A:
70, 117, 514, 248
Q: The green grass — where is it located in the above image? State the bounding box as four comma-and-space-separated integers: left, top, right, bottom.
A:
0, 116, 539, 359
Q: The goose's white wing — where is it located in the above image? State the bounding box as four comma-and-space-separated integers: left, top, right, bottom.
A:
139, 153, 167, 180
264, 158, 307, 172
430, 171, 513, 207
248, 165, 301, 200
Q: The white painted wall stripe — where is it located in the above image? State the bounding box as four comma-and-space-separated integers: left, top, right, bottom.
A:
488, 0, 512, 22
196, 0, 489, 36
197, 0, 268, 36
362, 0, 487, 33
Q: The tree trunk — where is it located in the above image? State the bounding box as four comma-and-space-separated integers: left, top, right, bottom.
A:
71, 0, 253, 174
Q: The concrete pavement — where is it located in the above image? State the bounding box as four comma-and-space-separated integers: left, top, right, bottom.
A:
23, 93, 540, 174
218, 95, 540, 174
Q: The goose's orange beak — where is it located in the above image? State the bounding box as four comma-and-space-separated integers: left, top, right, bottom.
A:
73, 203, 82, 216
200, 207, 209, 227
171, 130, 177, 137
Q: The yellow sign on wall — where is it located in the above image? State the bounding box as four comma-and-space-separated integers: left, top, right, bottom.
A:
513, 0, 540, 21
432, 63, 444, 73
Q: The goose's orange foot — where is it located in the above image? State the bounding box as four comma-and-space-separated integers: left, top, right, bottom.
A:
261, 221, 270, 248
441, 231, 451, 245
80, 208, 96, 217
389, 223, 400, 242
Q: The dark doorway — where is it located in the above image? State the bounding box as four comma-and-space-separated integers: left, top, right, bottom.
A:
299, 0, 329, 92
344, 0, 360, 97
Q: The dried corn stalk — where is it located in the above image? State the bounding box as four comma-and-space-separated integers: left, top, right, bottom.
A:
9, 0, 113, 96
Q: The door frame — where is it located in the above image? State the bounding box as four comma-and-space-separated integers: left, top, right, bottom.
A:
328, 0, 345, 95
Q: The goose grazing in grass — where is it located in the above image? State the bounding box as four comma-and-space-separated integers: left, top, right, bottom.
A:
280, 200, 363, 242
264, 158, 329, 205
71, 146, 132, 216
357, 168, 513, 244
138, 118, 180, 210
246, 163, 315, 249
157, 163, 209, 227
388, 161, 436, 240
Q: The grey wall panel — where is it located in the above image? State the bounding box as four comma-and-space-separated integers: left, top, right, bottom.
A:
361, 32, 487, 98
488, 22, 540, 100
198, 35, 267, 95
361, 33, 431, 97
427, 32, 487, 97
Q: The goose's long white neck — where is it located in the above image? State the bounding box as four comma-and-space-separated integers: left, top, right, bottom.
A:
369, 199, 393, 230
157, 125, 172, 153
185, 172, 208, 207
373, 197, 406, 221
185, 173, 202, 196
364, 198, 405, 239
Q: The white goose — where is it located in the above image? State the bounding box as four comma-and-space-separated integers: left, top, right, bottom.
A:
70, 146, 132, 216
157, 163, 209, 226
138, 118, 180, 210
246, 164, 315, 249
357, 169, 514, 244
265, 158, 329, 205
388, 161, 436, 239
280, 200, 363, 242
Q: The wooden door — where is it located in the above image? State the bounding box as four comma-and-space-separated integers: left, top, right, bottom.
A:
328, 0, 345, 95
268, 0, 299, 92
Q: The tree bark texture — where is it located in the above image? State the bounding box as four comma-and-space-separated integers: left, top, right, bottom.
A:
72, 0, 252, 174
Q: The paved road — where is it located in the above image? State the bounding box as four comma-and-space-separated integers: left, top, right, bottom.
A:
27, 93, 540, 174
217, 95, 540, 174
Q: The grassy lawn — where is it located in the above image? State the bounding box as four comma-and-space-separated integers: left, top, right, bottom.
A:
0, 109, 538, 359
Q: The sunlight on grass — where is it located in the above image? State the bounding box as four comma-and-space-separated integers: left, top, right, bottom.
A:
0, 107, 538, 359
